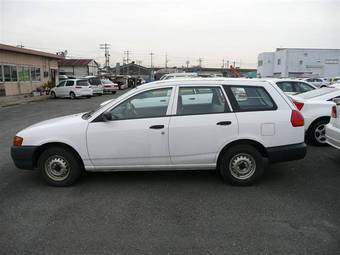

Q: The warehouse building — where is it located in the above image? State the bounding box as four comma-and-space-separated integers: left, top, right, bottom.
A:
0, 43, 63, 96
257, 48, 340, 78
58, 59, 99, 77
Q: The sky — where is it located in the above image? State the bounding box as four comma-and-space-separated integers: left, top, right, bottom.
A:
0, 0, 339, 68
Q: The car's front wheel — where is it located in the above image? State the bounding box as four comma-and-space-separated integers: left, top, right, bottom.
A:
50, 91, 56, 99
38, 147, 83, 186
219, 145, 264, 185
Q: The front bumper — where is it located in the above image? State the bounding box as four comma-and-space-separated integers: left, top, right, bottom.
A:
11, 146, 38, 170
326, 124, 340, 149
267, 142, 307, 163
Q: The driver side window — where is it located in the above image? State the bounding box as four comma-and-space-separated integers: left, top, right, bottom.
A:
57, 81, 66, 87
109, 88, 173, 120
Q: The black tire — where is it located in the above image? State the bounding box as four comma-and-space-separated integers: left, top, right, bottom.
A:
307, 118, 329, 146
37, 147, 83, 186
112, 91, 117, 95
70, 92, 76, 99
219, 145, 264, 185
50, 91, 56, 99
86, 95, 92, 98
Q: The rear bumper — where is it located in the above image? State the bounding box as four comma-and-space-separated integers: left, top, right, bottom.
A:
11, 146, 38, 170
326, 124, 340, 149
76, 91, 93, 97
267, 142, 306, 163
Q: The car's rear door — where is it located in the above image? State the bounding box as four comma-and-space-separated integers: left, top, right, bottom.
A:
168, 85, 238, 167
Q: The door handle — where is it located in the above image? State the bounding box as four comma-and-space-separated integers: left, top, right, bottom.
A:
189, 97, 195, 100
217, 121, 232, 126
149, 125, 165, 129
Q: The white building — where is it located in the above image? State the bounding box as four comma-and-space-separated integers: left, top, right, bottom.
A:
58, 59, 99, 77
257, 48, 340, 78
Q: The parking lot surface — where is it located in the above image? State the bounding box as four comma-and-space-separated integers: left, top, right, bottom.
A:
0, 91, 339, 254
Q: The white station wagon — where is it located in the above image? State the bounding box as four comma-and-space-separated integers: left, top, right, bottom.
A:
11, 78, 306, 186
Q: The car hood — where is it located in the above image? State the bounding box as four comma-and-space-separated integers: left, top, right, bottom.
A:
19, 112, 87, 133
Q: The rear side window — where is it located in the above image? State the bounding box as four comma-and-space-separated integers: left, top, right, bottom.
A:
225, 85, 277, 112
76, 80, 89, 86
296, 82, 314, 93
177, 86, 229, 115
277, 82, 294, 93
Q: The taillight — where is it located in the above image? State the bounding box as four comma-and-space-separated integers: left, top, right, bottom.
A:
331, 105, 337, 118
291, 110, 304, 127
292, 99, 304, 111
13, 136, 23, 146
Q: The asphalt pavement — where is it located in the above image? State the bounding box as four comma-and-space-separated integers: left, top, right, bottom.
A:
0, 90, 339, 254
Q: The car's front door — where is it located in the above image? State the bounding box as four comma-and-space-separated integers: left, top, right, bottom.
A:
86, 87, 174, 169
54, 81, 66, 97
64, 80, 74, 97
168, 86, 238, 168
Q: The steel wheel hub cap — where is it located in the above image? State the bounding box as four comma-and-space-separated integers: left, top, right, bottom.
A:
229, 153, 256, 180
314, 124, 326, 143
45, 156, 70, 181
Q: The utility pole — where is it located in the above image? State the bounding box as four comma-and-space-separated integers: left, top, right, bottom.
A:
197, 57, 203, 67
185, 60, 190, 70
165, 54, 169, 72
100, 43, 111, 71
137, 60, 142, 76
149, 52, 154, 80
124, 50, 131, 75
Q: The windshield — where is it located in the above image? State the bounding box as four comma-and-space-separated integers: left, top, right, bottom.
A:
102, 79, 112, 84
88, 77, 101, 85
298, 88, 338, 99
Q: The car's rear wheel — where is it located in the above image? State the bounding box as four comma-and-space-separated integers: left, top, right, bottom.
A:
50, 91, 56, 99
219, 145, 264, 185
38, 147, 83, 186
70, 92, 76, 99
308, 119, 329, 146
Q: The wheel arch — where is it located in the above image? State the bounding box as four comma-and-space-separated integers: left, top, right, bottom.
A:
216, 139, 268, 168
306, 116, 330, 133
33, 142, 84, 169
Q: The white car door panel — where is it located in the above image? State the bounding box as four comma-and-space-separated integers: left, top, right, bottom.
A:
169, 86, 237, 166
86, 87, 174, 168
169, 113, 238, 165
86, 117, 171, 167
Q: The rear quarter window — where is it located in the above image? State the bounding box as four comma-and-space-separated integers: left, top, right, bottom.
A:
224, 85, 277, 112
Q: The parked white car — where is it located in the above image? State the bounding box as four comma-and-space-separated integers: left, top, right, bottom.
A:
326, 99, 340, 149
101, 79, 119, 94
50, 79, 93, 99
268, 79, 317, 95
289, 88, 340, 145
160, 72, 198, 80
302, 78, 329, 88
11, 78, 306, 186
85, 76, 104, 96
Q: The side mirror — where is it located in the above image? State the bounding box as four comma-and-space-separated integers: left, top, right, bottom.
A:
102, 111, 112, 121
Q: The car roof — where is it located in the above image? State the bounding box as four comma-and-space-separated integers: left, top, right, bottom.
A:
137, 78, 271, 90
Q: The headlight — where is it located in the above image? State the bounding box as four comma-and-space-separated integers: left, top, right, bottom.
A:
13, 136, 23, 146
